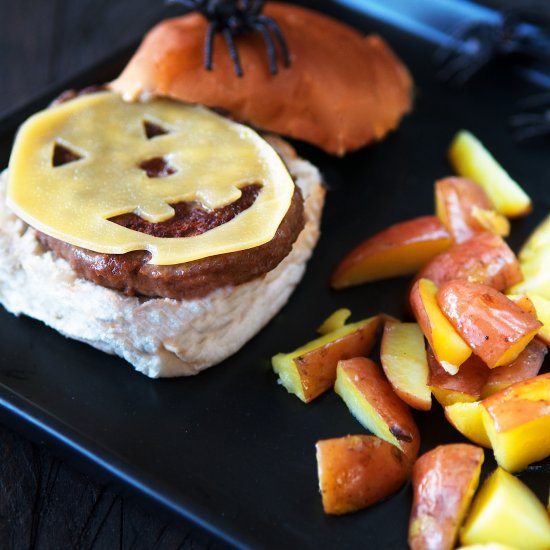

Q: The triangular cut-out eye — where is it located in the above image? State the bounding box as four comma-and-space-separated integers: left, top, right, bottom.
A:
143, 120, 169, 139
52, 142, 83, 167
139, 157, 177, 178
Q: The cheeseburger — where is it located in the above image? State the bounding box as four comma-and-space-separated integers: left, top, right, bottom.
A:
0, 2, 412, 377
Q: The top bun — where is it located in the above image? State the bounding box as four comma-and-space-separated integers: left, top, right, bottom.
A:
110, 3, 413, 156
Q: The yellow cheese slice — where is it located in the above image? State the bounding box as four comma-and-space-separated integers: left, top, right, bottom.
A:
7, 91, 295, 265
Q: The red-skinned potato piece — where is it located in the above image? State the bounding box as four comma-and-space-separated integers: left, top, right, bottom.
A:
482, 339, 547, 397
427, 347, 490, 406
381, 321, 431, 411
331, 216, 452, 289
435, 177, 495, 243
272, 316, 381, 403
335, 357, 420, 462
316, 435, 411, 515
437, 280, 542, 368
410, 278, 472, 374
409, 444, 484, 550
481, 373, 550, 472
417, 232, 522, 292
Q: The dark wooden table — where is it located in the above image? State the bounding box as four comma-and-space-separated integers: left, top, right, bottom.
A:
1, 0, 546, 548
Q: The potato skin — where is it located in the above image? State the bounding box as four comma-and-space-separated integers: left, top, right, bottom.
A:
437, 280, 541, 368
427, 347, 489, 402
435, 177, 493, 244
481, 373, 550, 472
482, 339, 547, 397
336, 357, 420, 461
409, 444, 484, 550
331, 216, 451, 288
410, 278, 472, 373
380, 320, 431, 411
272, 316, 380, 403
417, 232, 522, 291
482, 372, 550, 433
316, 435, 410, 515
294, 319, 380, 402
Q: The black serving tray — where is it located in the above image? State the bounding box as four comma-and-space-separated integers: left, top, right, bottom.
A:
1, 1, 549, 548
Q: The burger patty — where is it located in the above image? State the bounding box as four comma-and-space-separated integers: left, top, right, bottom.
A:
37, 184, 304, 300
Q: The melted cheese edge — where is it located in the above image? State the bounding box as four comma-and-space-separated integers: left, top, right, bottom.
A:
7, 92, 294, 265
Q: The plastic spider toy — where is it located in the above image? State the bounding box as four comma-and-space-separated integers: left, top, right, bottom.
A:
169, 0, 290, 77
435, 7, 550, 86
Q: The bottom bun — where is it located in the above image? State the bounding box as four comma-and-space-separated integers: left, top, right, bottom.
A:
0, 137, 325, 377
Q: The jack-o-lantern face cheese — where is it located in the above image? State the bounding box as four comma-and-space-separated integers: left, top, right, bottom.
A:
8, 92, 296, 266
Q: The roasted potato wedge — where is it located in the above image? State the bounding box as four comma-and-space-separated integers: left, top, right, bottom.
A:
335, 357, 420, 461
525, 292, 550, 346
272, 315, 380, 403
427, 348, 489, 406
448, 130, 532, 218
417, 232, 522, 292
409, 444, 484, 550
410, 278, 472, 374
481, 339, 547, 397
435, 176, 507, 243
437, 280, 541, 368
381, 320, 431, 411
481, 373, 550, 472
317, 308, 352, 335
444, 401, 491, 448
316, 435, 410, 515
331, 216, 452, 289
461, 467, 550, 549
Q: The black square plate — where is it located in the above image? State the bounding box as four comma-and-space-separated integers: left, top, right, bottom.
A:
1, 1, 549, 548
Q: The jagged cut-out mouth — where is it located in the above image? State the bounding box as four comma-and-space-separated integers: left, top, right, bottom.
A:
109, 184, 262, 238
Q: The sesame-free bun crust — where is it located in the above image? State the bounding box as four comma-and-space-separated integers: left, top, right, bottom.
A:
0, 137, 325, 377
110, 3, 413, 155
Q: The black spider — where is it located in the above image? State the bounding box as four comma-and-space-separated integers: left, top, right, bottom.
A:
169, 0, 290, 77
435, 7, 550, 86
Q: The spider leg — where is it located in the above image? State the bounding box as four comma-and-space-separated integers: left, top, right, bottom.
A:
257, 15, 291, 68
248, 0, 265, 16
509, 112, 550, 127
251, 21, 278, 74
434, 21, 499, 84
510, 108, 550, 141
436, 50, 492, 86
205, 21, 219, 71
223, 28, 244, 77
517, 92, 550, 110
433, 20, 487, 66
513, 122, 550, 141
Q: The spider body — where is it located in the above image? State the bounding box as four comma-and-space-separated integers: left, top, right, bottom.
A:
170, 0, 290, 77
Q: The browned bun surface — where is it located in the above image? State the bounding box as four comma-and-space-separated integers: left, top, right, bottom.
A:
110, 3, 413, 155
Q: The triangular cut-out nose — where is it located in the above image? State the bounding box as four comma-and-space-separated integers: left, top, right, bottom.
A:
139, 157, 177, 178
52, 142, 83, 166
143, 120, 169, 139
